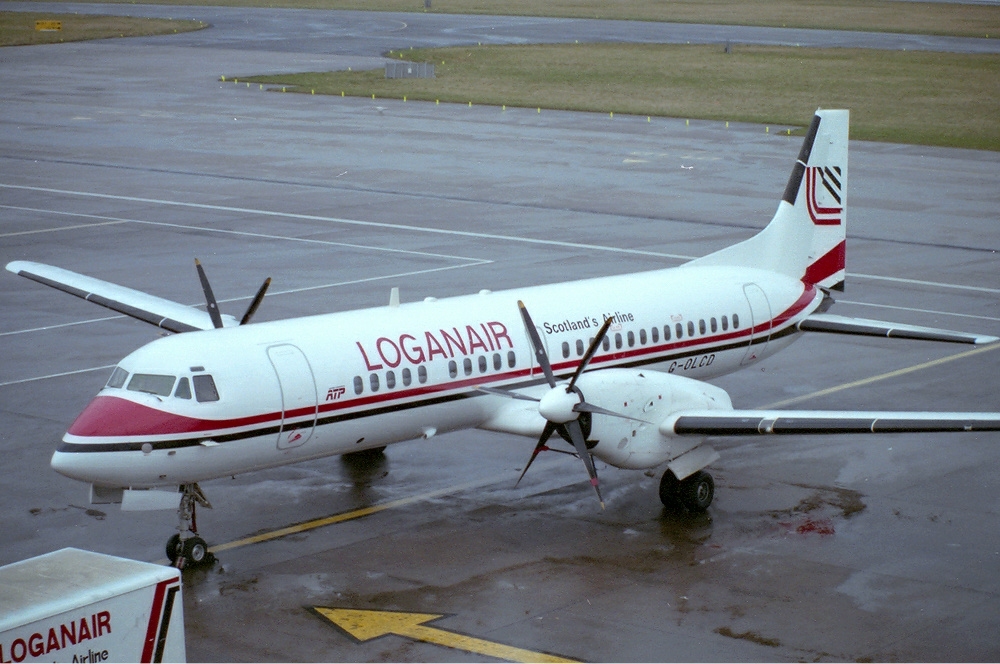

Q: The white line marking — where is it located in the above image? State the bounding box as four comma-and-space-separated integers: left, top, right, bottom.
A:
0, 211, 128, 237
835, 299, 1000, 323
0, 204, 483, 263
0, 365, 116, 388
850, 273, 1000, 295
0, 184, 692, 259
0, 316, 122, 338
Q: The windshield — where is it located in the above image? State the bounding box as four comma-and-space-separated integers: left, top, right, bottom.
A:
126, 373, 176, 397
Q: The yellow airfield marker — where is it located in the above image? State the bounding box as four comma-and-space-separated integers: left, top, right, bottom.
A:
314, 608, 577, 663
210, 477, 498, 555
759, 342, 1000, 410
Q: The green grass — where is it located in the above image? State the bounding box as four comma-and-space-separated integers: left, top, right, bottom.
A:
0, 11, 206, 46
244, 43, 1000, 151
14, 0, 1000, 39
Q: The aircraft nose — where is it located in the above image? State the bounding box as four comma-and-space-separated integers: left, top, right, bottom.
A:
51, 447, 91, 482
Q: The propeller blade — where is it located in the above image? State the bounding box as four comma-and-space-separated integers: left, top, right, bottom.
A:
518, 300, 556, 388
194, 259, 224, 329
574, 401, 651, 423
567, 420, 604, 509
239, 277, 271, 325
476, 385, 540, 402
568, 315, 615, 391
516, 421, 557, 487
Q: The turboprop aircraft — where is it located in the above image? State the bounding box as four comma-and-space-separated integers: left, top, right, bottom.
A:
8, 109, 1000, 568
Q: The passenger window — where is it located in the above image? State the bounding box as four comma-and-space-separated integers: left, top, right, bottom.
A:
107, 366, 129, 389
711, 317, 718, 333
174, 377, 192, 399
128, 374, 176, 397
699, 319, 706, 335
448, 360, 458, 379
478, 356, 487, 373
493, 353, 502, 370
688, 321, 695, 337
369, 373, 380, 392
353, 376, 363, 395
663, 325, 671, 341
507, 351, 516, 368
418, 365, 428, 383
193, 374, 220, 402
652, 327, 659, 343
463, 358, 473, 376
733, 313, 740, 328
561, 341, 570, 359
386, 371, 396, 389
676, 323, 683, 339
722, 315, 729, 331
615, 333, 623, 350
576, 339, 584, 356
602, 337, 610, 351
639, 329, 647, 345
402, 368, 412, 387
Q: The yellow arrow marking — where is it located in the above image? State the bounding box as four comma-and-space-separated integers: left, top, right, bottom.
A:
314, 607, 577, 663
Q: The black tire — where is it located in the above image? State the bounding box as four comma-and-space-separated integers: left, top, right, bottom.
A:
659, 469, 681, 507
183, 536, 209, 565
678, 470, 714, 513
165, 533, 181, 564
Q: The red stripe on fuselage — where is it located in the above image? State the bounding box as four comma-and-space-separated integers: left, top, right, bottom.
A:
67, 284, 819, 441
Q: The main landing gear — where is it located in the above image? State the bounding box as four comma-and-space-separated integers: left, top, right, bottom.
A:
165, 483, 214, 569
659, 469, 714, 512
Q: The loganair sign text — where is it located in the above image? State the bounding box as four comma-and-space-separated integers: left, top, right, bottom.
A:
357, 321, 513, 370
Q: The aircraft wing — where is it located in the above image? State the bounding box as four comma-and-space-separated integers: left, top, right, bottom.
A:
664, 410, 1000, 436
6, 260, 237, 333
798, 313, 998, 345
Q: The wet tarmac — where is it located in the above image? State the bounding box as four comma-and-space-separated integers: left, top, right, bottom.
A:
2, 5, 1000, 662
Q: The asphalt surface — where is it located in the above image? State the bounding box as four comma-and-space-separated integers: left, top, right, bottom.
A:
2, 5, 1000, 662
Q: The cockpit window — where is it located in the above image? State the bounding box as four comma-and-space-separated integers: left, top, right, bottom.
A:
193, 374, 219, 402
174, 377, 192, 399
127, 373, 176, 397
106, 366, 129, 389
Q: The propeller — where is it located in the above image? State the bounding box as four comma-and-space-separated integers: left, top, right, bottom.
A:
194, 259, 271, 329
502, 300, 646, 508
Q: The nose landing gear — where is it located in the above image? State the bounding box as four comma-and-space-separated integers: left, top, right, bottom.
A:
166, 483, 214, 568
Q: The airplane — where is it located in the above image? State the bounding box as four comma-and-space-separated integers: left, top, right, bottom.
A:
8, 108, 1000, 568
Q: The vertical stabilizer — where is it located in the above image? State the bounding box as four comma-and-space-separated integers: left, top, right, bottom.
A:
688, 109, 849, 290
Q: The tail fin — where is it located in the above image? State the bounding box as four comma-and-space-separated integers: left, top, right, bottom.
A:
689, 109, 848, 291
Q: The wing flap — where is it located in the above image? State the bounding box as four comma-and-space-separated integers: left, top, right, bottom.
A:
665, 410, 1000, 436
798, 313, 998, 345
6, 261, 236, 333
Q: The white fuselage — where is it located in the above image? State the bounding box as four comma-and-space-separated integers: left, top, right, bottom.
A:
51, 264, 821, 488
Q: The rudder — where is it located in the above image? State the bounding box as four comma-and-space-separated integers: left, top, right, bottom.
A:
688, 109, 849, 290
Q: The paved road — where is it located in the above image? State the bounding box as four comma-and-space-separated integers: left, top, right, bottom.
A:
6, 1, 1000, 54
2, 5, 999, 662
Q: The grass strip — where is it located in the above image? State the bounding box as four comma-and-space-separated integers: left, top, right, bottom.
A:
0, 11, 206, 46
243, 43, 1000, 151
17, 0, 1000, 40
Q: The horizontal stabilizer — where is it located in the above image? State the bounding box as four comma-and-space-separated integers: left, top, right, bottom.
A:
666, 410, 1000, 436
798, 313, 998, 345
6, 261, 237, 333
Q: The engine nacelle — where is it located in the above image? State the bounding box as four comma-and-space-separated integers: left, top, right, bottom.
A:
575, 369, 732, 470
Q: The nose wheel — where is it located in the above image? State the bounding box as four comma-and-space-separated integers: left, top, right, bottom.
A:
166, 483, 214, 568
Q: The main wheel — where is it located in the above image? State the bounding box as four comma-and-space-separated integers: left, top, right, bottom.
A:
658, 469, 680, 507
165, 534, 181, 564
182, 536, 209, 566
678, 470, 714, 512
